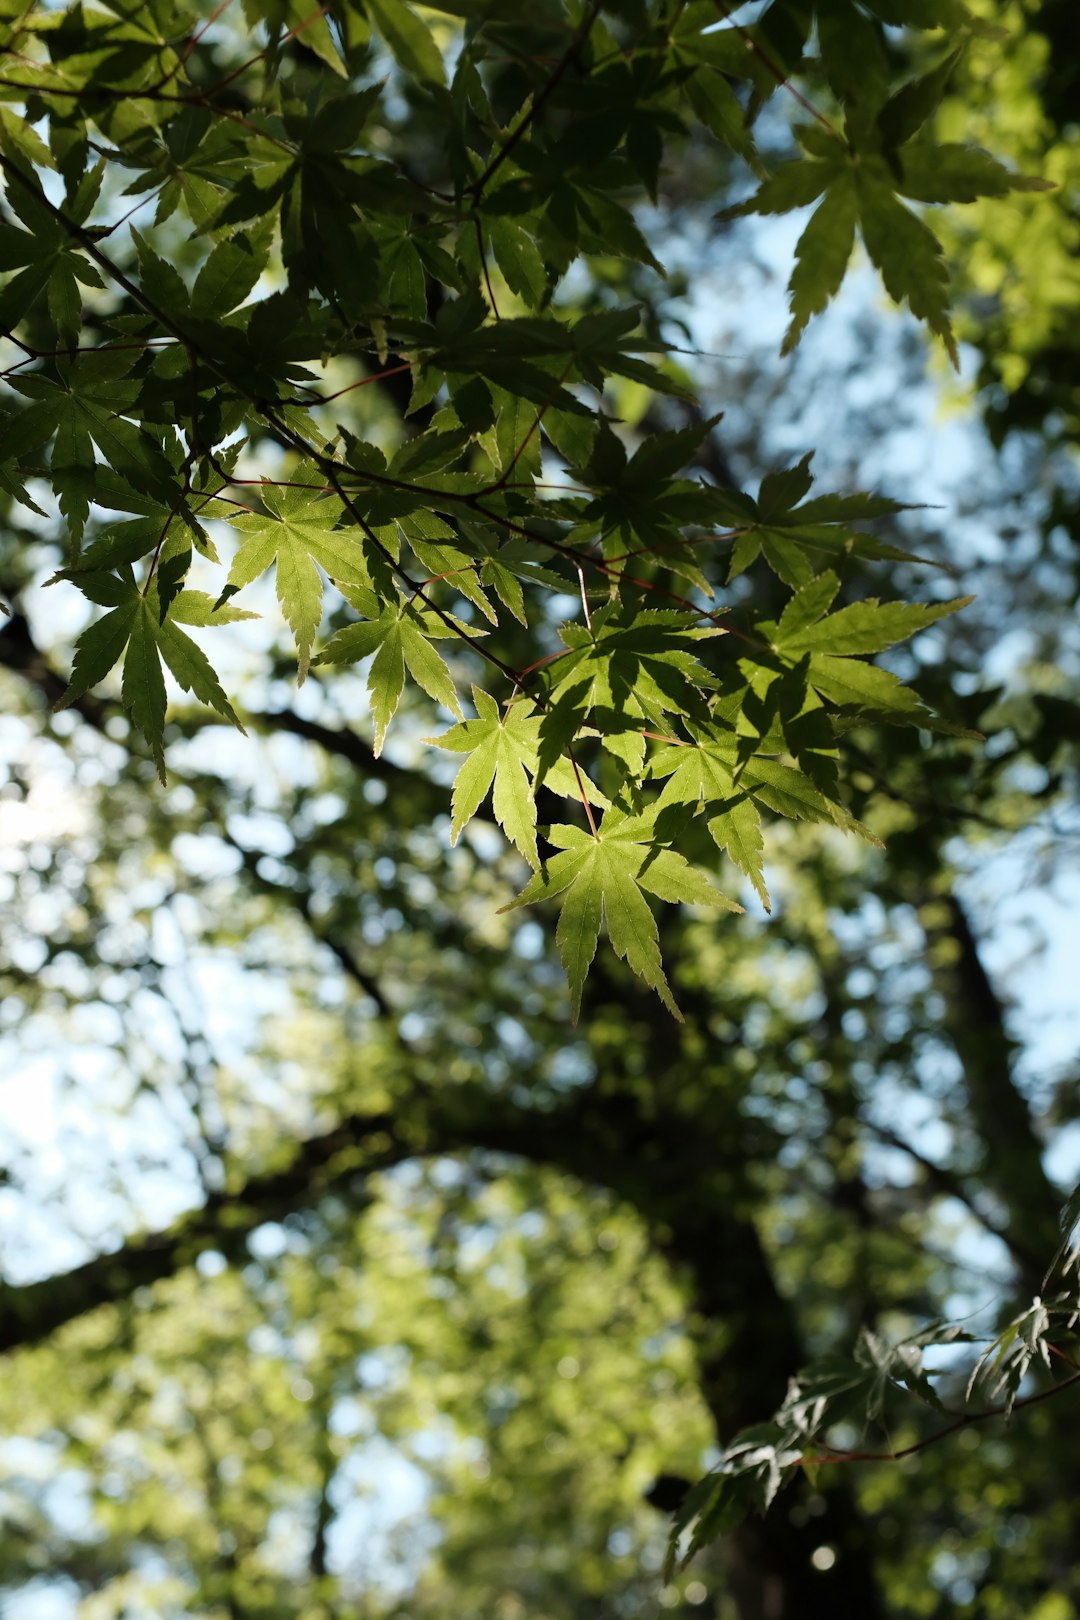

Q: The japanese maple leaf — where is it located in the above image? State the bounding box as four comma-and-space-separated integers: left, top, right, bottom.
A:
222, 472, 370, 679
319, 591, 466, 755
502, 810, 741, 1020
430, 689, 609, 867
55, 576, 252, 781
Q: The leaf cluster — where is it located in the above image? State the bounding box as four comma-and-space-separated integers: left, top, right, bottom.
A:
0, 0, 1046, 1012
667, 1176, 1080, 1573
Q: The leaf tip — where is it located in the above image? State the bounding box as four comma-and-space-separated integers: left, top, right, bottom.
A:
779, 320, 804, 358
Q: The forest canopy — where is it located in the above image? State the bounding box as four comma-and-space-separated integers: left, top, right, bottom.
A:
2, 1, 1079, 1617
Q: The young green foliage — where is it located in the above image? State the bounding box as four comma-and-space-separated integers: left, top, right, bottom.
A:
724, 53, 1052, 361
220, 471, 365, 682
56, 573, 252, 781
758, 571, 975, 731
501, 810, 741, 1022
319, 586, 464, 755
666, 1177, 1080, 1576
434, 688, 546, 870
0, 0, 1042, 1015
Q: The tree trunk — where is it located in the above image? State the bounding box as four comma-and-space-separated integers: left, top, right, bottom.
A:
937, 891, 1062, 1292
658, 1184, 885, 1620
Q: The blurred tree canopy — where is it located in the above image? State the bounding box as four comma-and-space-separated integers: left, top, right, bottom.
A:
1, 1, 1079, 1617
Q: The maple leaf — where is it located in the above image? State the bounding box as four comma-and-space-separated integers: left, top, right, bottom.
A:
650, 743, 771, 911
543, 607, 720, 737
429, 689, 608, 870
401, 512, 499, 625
529, 608, 722, 789
365, 0, 446, 85
649, 717, 883, 858
501, 810, 741, 1021
725, 61, 1051, 360
432, 688, 544, 868
221, 470, 371, 680
54, 573, 251, 781
2, 357, 181, 550
0, 163, 105, 346
318, 591, 464, 756
569, 415, 721, 582
759, 570, 975, 733
709, 454, 927, 590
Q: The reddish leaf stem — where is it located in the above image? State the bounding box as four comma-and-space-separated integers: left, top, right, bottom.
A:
805, 1367, 1080, 1470
710, 0, 840, 138
566, 741, 600, 839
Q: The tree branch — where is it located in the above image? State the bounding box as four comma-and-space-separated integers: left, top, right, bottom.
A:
0, 606, 107, 726
220, 826, 395, 1018
810, 1367, 1080, 1469
0, 1080, 613, 1356
936, 890, 1062, 1289
860, 1115, 1011, 1244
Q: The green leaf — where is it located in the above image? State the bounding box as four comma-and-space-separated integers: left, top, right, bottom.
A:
241, 0, 347, 75
156, 616, 246, 731
717, 470, 928, 584
170, 590, 260, 627
319, 598, 462, 754
366, 0, 447, 84
404, 522, 499, 624
54, 592, 140, 712
487, 217, 548, 308
896, 144, 1055, 205
398, 611, 462, 715
720, 158, 831, 221
132, 226, 190, 312
430, 688, 542, 868
726, 103, 1046, 363
501, 811, 740, 1020
653, 745, 771, 910
223, 473, 364, 680
783, 177, 857, 355
54, 569, 246, 779
705, 794, 768, 910
0, 107, 57, 172
854, 171, 957, 366
122, 599, 168, 780
877, 50, 961, 149
758, 454, 815, 519
756, 573, 976, 735
189, 230, 269, 318
771, 575, 970, 656
545, 609, 721, 734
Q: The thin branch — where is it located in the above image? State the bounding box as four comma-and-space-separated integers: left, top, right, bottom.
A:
808, 1368, 1080, 1469
489, 357, 575, 492
476, 217, 501, 319
710, 0, 840, 138
221, 827, 394, 1019
566, 740, 599, 839
468, 0, 603, 200
859, 1116, 1010, 1244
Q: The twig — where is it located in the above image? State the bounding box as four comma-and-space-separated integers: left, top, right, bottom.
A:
807, 1367, 1080, 1469
710, 0, 841, 138
469, 0, 603, 200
